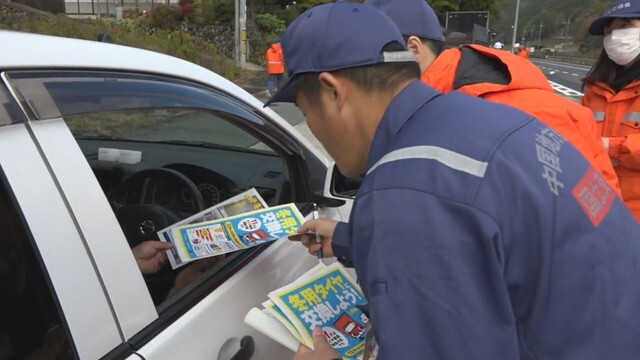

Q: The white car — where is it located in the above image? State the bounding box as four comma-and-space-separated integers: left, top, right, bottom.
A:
0, 30, 352, 360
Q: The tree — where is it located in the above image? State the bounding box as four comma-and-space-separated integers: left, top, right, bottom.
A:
194, 0, 235, 25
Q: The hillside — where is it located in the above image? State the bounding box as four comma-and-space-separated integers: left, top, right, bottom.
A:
0, 2, 241, 80
492, 0, 609, 55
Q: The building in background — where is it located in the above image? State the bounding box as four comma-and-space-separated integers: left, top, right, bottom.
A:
64, 0, 178, 17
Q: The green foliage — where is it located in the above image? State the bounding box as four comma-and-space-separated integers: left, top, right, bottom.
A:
430, 0, 460, 12
429, 0, 503, 12
295, 0, 335, 12
255, 13, 285, 40
0, 11, 237, 80
196, 0, 235, 26
251, 13, 286, 66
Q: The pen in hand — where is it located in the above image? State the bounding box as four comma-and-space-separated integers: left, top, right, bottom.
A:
312, 203, 323, 261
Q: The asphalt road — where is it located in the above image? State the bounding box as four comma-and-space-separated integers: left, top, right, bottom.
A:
256, 92, 330, 159
253, 92, 306, 127
530, 58, 591, 99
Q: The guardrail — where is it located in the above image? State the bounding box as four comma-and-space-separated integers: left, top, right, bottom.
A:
532, 54, 596, 67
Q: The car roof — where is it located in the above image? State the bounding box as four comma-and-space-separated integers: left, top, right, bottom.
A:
0, 30, 330, 164
1, 30, 249, 99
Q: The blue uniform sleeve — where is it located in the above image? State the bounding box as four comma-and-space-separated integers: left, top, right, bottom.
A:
350, 188, 520, 359
331, 221, 354, 267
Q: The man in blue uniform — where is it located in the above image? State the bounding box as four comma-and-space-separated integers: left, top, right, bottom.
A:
265, 2, 640, 359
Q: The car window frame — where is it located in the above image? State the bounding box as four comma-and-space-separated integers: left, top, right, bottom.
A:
2, 70, 327, 349
0, 121, 124, 359
5, 69, 332, 203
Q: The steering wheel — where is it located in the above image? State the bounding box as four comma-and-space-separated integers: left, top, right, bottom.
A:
108, 168, 205, 248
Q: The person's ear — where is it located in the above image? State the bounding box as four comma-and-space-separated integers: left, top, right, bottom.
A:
406, 36, 437, 74
406, 36, 423, 59
318, 72, 347, 111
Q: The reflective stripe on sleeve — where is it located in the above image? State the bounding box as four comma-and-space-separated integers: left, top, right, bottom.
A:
367, 146, 488, 178
623, 112, 640, 122
593, 112, 606, 122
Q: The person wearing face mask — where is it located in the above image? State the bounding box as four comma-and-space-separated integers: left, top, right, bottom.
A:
583, 0, 640, 222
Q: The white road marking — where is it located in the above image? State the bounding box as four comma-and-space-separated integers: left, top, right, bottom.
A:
548, 80, 583, 97
532, 59, 591, 71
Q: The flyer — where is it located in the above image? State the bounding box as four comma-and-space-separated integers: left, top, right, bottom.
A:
246, 262, 368, 360
170, 203, 306, 264
157, 188, 268, 268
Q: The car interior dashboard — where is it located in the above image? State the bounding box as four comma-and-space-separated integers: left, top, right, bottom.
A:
79, 139, 289, 217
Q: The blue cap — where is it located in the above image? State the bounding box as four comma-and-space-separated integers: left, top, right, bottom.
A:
589, 0, 640, 35
264, 2, 414, 106
364, 0, 444, 42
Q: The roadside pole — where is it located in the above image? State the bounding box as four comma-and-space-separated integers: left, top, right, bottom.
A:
537, 22, 544, 49
235, 0, 247, 65
511, 0, 520, 53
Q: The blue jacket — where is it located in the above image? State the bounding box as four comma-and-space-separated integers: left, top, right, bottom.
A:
332, 81, 640, 359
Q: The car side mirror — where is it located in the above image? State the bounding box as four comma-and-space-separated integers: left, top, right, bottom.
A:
323, 162, 362, 199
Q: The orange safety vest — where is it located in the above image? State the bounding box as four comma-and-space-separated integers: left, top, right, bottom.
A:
518, 49, 531, 59
423, 44, 621, 199
583, 80, 640, 221
266, 43, 285, 75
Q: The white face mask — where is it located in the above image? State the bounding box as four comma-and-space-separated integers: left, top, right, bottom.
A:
604, 27, 640, 66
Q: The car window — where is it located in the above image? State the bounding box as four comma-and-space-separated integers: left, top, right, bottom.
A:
65, 107, 274, 153
0, 83, 25, 125
4, 71, 311, 327
65, 106, 285, 309
0, 170, 75, 360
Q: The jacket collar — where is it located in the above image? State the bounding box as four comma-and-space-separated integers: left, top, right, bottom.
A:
365, 80, 440, 173
423, 45, 552, 97
587, 80, 640, 102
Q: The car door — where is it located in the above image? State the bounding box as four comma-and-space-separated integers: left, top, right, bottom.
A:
4, 69, 347, 359
0, 82, 127, 359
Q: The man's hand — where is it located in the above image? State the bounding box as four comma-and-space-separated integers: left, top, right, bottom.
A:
293, 328, 340, 360
131, 240, 174, 274
289, 218, 338, 258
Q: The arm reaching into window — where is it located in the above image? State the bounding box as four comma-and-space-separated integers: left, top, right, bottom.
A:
132, 240, 174, 275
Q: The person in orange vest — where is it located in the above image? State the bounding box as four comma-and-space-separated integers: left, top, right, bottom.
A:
582, 0, 640, 222
517, 43, 531, 59
365, 0, 621, 197
265, 38, 285, 97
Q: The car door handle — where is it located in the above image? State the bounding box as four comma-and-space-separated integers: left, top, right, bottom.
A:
229, 335, 255, 360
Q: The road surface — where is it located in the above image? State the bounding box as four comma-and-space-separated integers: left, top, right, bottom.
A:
531, 58, 591, 100
256, 92, 329, 159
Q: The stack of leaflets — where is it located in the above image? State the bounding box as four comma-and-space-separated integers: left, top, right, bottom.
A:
245, 262, 370, 360
158, 188, 305, 269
